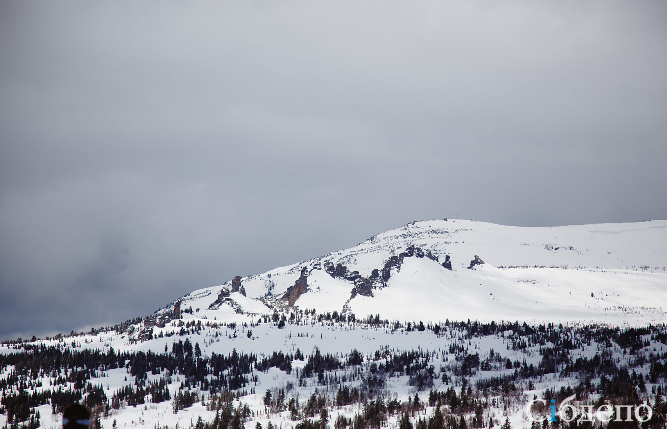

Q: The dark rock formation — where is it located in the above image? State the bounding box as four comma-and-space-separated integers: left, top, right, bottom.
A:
282, 267, 309, 306
468, 255, 484, 269
352, 277, 374, 298
208, 284, 247, 313
231, 276, 242, 293
324, 261, 336, 277
442, 255, 452, 270
208, 276, 247, 309
173, 300, 181, 319
381, 245, 440, 283
208, 288, 231, 310
382, 255, 403, 283
325, 261, 376, 299
325, 262, 361, 282
224, 275, 246, 297
403, 245, 439, 261
328, 246, 442, 301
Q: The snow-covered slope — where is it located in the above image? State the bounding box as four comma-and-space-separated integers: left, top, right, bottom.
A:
2, 220, 666, 429
168, 219, 667, 326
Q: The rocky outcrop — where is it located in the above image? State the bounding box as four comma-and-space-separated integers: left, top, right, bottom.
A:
328, 245, 443, 301
325, 261, 376, 299
208, 275, 246, 310
282, 268, 309, 306
231, 276, 247, 296
173, 300, 181, 319
351, 276, 374, 298
231, 276, 241, 292
381, 245, 439, 283
381, 255, 402, 283
208, 286, 247, 313
208, 288, 231, 310
442, 255, 452, 270
325, 262, 361, 282
468, 255, 484, 269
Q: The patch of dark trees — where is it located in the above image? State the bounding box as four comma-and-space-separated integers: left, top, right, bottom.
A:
300, 348, 342, 380
2, 321, 667, 429
0, 340, 281, 426
198, 399, 252, 429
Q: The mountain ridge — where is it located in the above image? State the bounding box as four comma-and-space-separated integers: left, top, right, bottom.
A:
2, 220, 666, 429
164, 219, 667, 327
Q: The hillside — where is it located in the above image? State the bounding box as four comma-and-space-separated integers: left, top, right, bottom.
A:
170, 219, 667, 326
1, 219, 666, 429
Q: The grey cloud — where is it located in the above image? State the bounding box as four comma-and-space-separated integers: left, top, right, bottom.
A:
1, 0, 666, 339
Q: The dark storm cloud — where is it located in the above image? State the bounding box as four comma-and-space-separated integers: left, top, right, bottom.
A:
1, 0, 666, 339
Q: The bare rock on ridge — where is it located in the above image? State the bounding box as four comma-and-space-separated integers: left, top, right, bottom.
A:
468, 255, 484, 269
282, 268, 309, 306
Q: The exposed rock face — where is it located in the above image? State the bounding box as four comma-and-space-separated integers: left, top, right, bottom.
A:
208, 288, 231, 310
328, 245, 443, 300
325, 262, 361, 282
442, 255, 452, 270
352, 277, 374, 298
381, 245, 439, 283
353, 268, 380, 297
208, 275, 248, 312
173, 300, 181, 319
468, 255, 484, 269
208, 275, 245, 310
380, 246, 412, 282
227, 275, 246, 297
326, 261, 376, 298
282, 268, 309, 306
382, 255, 403, 283
231, 276, 242, 293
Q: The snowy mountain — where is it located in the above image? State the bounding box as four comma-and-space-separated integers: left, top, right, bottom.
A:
2, 219, 666, 429
170, 219, 667, 326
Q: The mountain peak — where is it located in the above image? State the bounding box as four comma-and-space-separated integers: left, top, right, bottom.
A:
169, 219, 667, 326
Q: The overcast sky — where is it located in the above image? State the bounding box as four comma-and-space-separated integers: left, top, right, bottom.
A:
1, 0, 666, 341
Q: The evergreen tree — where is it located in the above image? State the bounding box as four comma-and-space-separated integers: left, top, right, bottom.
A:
400, 413, 413, 429
501, 417, 511, 429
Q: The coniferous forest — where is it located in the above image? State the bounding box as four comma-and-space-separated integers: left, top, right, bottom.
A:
1, 314, 666, 429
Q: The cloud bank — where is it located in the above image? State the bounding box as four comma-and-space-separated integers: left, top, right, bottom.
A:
1, 0, 666, 339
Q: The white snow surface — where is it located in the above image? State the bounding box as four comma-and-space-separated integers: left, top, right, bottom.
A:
4, 220, 667, 429
172, 219, 667, 326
